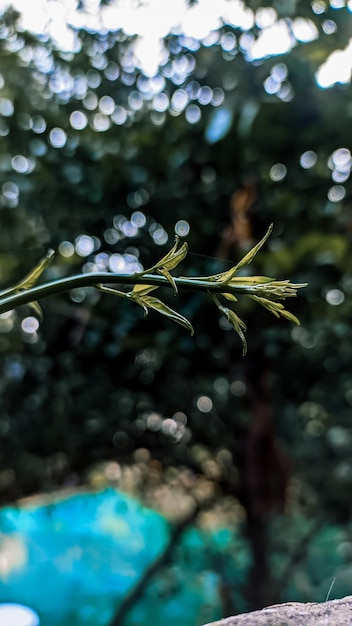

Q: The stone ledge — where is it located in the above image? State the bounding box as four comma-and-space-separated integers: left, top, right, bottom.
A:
203, 596, 352, 626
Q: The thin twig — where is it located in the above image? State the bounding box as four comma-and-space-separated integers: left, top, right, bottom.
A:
0, 272, 305, 315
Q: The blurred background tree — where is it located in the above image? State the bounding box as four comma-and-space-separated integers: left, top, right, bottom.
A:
1, 0, 352, 622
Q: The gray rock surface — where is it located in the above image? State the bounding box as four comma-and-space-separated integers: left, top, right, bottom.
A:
203, 596, 352, 626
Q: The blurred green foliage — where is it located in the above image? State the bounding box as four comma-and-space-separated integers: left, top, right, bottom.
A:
0, 0, 352, 619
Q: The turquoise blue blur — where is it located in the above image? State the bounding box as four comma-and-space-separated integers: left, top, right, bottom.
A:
0, 489, 250, 626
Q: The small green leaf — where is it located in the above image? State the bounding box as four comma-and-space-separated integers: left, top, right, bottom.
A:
142, 295, 194, 335
250, 294, 300, 325
222, 292, 238, 302
230, 276, 274, 285
146, 238, 188, 274
209, 292, 247, 355
259, 280, 308, 299
96, 284, 127, 298
249, 295, 283, 316
132, 295, 149, 316
151, 237, 180, 270
198, 225, 273, 285
279, 309, 300, 325
159, 242, 188, 271
234, 224, 273, 273
16, 249, 55, 291
157, 267, 178, 294
227, 309, 247, 356
0, 249, 55, 320
0, 249, 56, 299
131, 284, 159, 296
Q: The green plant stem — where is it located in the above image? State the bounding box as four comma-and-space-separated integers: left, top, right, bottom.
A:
0, 272, 268, 314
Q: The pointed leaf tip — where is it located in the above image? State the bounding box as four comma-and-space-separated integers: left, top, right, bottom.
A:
17, 248, 55, 291
279, 309, 300, 325
142, 295, 194, 335
157, 267, 178, 294
233, 224, 273, 274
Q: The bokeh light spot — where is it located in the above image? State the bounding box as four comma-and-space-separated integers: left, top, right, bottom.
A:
58, 241, 74, 257
255, 7, 277, 28
31, 116, 46, 134
83, 91, 98, 110
70, 288, 86, 303
121, 221, 138, 237
99, 95, 115, 115
152, 93, 169, 112
104, 62, 120, 81
198, 86, 213, 105
128, 91, 143, 111
0, 604, 39, 626
108, 254, 126, 273
75, 234, 95, 257
325, 288, 345, 305
332, 147, 351, 168
104, 228, 119, 244
21, 317, 39, 334
196, 396, 213, 413
272, 63, 288, 81
264, 75, 281, 95
185, 104, 201, 124
171, 89, 188, 112
111, 106, 127, 125
300, 150, 317, 168
211, 87, 225, 106
49, 128, 67, 148
146, 412, 162, 431
70, 110, 88, 130
175, 220, 190, 236
0, 98, 14, 116
221, 32, 237, 51
11, 155, 29, 174
90, 113, 110, 132
322, 19, 337, 34
2, 181, 19, 200
328, 185, 345, 202
87, 69, 101, 89
312, 1, 327, 14
270, 163, 287, 181
230, 380, 246, 396
153, 228, 168, 245
131, 211, 146, 228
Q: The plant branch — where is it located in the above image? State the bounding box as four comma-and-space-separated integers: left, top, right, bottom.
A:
0, 272, 301, 315
0, 229, 307, 352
